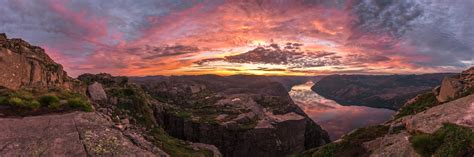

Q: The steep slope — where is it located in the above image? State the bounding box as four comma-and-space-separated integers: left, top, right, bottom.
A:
302, 67, 474, 157
0, 33, 81, 92
311, 73, 453, 110
132, 75, 330, 157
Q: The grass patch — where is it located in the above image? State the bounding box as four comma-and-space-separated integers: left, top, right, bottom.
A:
0, 89, 92, 113
68, 97, 93, 112
410, 123, 474, 157
149, 128, 214, 157
301, 125, 390, 157
39, 95, 60, 108
395, 93, 439, 119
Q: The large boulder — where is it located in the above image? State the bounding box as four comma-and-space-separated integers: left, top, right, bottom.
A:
87, 82, 107, 101
436, 77, 463, 102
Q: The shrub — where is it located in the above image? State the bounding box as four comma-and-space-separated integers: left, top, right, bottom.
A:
410, 123, 474, 157
8, 97, 24, 107
48, 102, 63, 110
39, 95, 60, 107
24, 100, 41, 110
302, 125, 390, 157
8, 97, 40, 110
0, 96, 7, 105
68, 97, 93, 112
395, 93, 438, 119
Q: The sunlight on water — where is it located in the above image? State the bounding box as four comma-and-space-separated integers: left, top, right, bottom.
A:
289, 81, 395, 140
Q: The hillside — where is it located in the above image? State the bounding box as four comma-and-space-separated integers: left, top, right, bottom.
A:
311, 74, 454, 110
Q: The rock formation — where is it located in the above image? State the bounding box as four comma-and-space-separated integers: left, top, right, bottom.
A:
436, 67, 474, 102
132, 75, 330, 156
0, 33, 81, 92
0, 112, 163, 156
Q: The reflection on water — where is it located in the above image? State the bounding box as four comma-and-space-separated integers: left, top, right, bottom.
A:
289, 81, 395, 140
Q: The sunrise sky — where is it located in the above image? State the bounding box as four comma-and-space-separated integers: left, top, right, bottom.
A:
1, 0, 473, 77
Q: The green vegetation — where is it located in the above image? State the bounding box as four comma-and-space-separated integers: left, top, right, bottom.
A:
39, 95, 60, 109
394, 93, 439, 119
68, 97, 93, 112
410, 123, 474, 157
149, 128, 213, 157
0, 88, 93, 114
108, 86, 157, 127
301, 125, 390, 157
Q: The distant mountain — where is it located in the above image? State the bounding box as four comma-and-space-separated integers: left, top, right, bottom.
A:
311, 73, 455, 110
266, 76, 324, 91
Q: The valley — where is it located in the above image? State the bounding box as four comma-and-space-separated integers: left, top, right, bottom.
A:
289, 81, 395, 140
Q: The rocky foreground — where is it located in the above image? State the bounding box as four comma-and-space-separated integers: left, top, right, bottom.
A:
0, 34, 329, 157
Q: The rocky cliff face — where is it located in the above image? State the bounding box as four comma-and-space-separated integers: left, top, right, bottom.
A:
302, 67, 474, 157
0, 33, 80, 92
132, 75, 330, 156
311, 74, 453, 110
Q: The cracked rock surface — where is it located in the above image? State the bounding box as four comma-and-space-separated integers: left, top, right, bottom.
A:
0, 112, 160, 156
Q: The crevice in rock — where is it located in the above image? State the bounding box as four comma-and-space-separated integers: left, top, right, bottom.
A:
73, 118, 91, 157
28, 60, 35, 85
0, 142, 13, 152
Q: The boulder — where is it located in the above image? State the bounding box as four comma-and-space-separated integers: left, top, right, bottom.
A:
403, 94, 474, 133
436, 77, 463, 102
363, 131, 420, 157
87, 82, 107, 101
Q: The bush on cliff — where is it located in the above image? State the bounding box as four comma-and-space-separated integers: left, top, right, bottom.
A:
410, 123, 474, 157
301, 125, 389, 157
148, 128, 213, 157
68, 97, 93, 112
39, 95, 60, 108
395, 92, 439, 119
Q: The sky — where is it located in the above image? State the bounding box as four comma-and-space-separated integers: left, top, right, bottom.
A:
0, 0, 473, 77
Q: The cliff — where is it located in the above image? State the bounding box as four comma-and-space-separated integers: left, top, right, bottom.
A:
131, 75, 330, 156
0, 33, 81, 92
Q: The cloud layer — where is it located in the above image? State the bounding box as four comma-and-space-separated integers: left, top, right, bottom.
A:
0, 0, 472, 76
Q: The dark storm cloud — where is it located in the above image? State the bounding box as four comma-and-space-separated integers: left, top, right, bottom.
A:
349, 0, 423, 40
196, 43, 342, 68
140, 45, 200, 60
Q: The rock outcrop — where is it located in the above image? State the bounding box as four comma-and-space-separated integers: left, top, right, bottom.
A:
0, 33, 81, 92
436, 67, 474, 102
311, 73, 454, 109
0, 112, 163, 156
132, 75, 330, 157
87, 82, 107, 101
